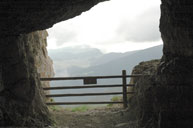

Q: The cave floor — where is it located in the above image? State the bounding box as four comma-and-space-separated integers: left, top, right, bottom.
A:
50, 106, 137, 128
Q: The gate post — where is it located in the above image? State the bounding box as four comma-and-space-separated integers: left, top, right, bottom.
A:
122, 70, 128, 108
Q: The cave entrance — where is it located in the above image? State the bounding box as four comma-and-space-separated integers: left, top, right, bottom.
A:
38, 0, 163, 127
43, 0, 162, 119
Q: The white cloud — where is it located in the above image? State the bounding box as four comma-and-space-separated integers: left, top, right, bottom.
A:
47, 0, 162, 52
117, 6, 161, 42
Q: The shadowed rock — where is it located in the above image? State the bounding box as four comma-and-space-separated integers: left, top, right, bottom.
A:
0, 0, 193, 127
0, 0, 108, 36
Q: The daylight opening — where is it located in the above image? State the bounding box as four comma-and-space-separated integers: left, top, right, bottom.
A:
45, 0, 162, 110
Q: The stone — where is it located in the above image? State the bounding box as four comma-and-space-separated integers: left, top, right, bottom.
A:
115, 122, 137, 128
0, 31, 53, 126
85, 124, 92, 127
129, 59, 193, 128
33, 30, 55, 95
128, 59, 160, 103
115, 123, 130, 128
129, 59, 160, 84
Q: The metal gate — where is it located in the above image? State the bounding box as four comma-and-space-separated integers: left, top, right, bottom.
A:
41, 70, 141, 108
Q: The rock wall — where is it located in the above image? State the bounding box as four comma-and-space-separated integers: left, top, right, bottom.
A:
158, 1, 193, 127
128, 60, 160, 126
33, 30, 54, 92
0, 31, 54, 126
130, 59, 193, 128
129, 60, 160, 84
128, 60, 161, 104
129, 1, 193, 126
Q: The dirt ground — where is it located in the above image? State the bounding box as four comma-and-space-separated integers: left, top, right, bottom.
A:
50, 106, 137, 128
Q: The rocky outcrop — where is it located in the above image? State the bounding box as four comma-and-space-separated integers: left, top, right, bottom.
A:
130, 57, 193, 128
33, 30, 54, 93
128, 60, 160, 123
0, 31, 54, 126
129, 60, 160, 84
128, 60, 160, 102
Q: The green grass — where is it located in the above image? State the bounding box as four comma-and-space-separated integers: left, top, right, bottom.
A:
48, 98, 64, 112
49, 105, 63, 112
107, 96, 122, 107
71, 105, 90, 112
111, 96, 122, 102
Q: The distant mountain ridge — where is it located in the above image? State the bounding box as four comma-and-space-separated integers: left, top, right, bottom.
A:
48, 46, 103, 61
90, 50, 138, 66
48, 46, 103, 76
67, 45, 163, 76
48, 45, 163, 77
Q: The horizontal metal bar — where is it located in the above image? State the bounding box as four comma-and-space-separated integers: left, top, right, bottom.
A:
46, 92, 134, 97
46, 92, 123, 97
41, 76, 122, 81
46, 101, 123, 105
43, 84, 135, 90
40, 74, 142, 81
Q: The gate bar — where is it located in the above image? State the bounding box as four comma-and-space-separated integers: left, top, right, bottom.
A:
46, 101, 123, 105
40, 75, 142, 81
122, 70, 128, 108
43, 84, 135, 90
46, 92, 134, 97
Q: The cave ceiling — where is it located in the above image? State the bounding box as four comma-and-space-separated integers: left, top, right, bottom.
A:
0, 0, 108, 36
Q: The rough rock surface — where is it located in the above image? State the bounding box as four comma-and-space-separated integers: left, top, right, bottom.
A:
130, 56, 193, 128
158, 1, 193, 127
0, 31, 55, 126
0, 0, 108, 36
128, 60, 160, 103
129, 60, 161, 127
129, 59, 160, 84
33, 30, 54, 94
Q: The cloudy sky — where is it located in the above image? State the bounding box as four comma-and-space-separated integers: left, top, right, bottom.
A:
47, 0, 162, 53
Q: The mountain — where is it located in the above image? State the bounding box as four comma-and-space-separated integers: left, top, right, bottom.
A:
67, 45, 163, 76
48, 46, 103, 76
90, 51, 138, 66
48, 46, 103, 61
48, 45, 140, 76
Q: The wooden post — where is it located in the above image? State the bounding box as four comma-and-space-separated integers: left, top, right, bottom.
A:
122, 70, 128, 108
